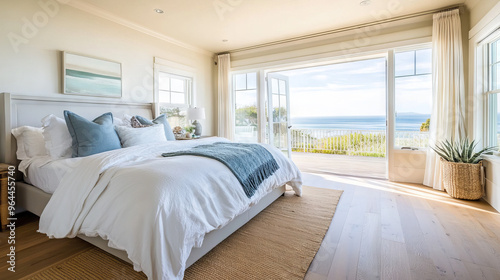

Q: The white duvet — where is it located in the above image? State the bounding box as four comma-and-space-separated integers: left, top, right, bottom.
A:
37, 137, 302, 279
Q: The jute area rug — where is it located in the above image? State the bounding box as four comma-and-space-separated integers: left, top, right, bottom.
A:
24, 186, 343, 280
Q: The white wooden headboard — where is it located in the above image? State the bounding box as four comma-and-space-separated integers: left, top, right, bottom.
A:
0, 92, 154, 164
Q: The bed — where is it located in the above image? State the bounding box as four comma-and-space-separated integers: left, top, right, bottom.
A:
0, 93, 302, 279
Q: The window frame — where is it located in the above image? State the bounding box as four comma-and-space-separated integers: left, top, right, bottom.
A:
394, 48, 432, 78
392, 43, 433, 150
483, 32, 500, 147
157, 72, 192, 106
231, 71, 260, 143
153, 58, 195, 126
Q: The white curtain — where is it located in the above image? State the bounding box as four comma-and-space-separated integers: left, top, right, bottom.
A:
217, 53, 234, 140
423, 9, 466, 190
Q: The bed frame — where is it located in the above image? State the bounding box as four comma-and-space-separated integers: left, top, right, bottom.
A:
0, 92, 286, 268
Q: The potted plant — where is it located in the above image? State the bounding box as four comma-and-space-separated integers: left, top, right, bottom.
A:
431, 139, 497, 200
184, 126, 195, 139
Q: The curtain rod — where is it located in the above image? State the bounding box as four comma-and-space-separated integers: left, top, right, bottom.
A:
221, 4, 462, 55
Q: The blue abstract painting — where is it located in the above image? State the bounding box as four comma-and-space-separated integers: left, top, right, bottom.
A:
64, 52, 122, 98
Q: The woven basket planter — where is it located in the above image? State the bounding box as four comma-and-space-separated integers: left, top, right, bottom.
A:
440, 158, 483, 200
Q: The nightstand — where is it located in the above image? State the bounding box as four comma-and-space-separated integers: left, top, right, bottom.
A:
176, 136, 214, 140
0, 163, 11, 231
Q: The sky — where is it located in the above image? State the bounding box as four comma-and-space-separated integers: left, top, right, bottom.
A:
275, 50, 432, 118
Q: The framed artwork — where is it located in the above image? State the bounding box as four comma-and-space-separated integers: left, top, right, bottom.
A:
63, 52, 122, 98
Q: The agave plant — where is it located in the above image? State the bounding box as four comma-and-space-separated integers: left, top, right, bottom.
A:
431, 139, 497, 164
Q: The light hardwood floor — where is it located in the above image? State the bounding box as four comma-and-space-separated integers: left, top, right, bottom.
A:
1, 173, 499, 279
304, 172, 500, 280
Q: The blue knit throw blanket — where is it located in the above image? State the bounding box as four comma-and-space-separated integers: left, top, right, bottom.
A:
162, 142, 280, 198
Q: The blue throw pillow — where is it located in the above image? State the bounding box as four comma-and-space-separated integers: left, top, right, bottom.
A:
64, 111, 122, 157
135, 114, 175, 141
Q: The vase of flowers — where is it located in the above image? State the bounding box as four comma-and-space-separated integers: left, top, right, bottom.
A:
432, 139, 496, 200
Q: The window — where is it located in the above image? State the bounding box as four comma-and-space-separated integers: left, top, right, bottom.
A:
158, 73, 190, 105
487, 37, 500, 148
394, 47, 432, 148
233, 72, 258, 143
154, 59, 193, 128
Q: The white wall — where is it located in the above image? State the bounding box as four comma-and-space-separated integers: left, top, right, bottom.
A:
466, 0, 500, 28
0, 0, 215, 135
483, 157, 500, 212
389, 151, 427, 183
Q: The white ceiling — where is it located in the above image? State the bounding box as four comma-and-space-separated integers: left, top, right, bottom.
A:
74, 0, 466, 53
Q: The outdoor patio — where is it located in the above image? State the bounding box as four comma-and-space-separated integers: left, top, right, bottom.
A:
291, 152, 387, 179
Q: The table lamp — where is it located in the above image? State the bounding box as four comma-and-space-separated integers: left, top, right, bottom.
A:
187, 107, 205, 137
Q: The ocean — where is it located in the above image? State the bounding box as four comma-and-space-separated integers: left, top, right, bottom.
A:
65, 69, 121, 97
292, 114, 500, 131
291, 114, 430, 131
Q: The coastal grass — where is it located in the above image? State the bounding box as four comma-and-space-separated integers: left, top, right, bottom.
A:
292, 132, 386, 158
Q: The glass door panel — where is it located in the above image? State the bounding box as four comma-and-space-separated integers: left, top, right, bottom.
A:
267, 73, 291, 157
233, 73, 258, 143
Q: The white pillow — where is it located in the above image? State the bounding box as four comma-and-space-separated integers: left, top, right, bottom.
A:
121, 114, 133, 127
41, 114, 72, 158
113, 117, 125, 126
11, 126, 47, 160
115, 124, 166, 148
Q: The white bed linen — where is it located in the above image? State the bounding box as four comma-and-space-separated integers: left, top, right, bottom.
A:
22, 156, 79, 193
35, 137, 302, 279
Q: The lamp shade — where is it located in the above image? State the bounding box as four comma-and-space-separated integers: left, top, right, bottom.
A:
187, 107, 206, 120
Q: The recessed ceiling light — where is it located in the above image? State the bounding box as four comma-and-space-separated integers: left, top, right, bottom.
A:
154, 8, 164, 14
222, 39, 228, 42
359, 0, 371, 6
